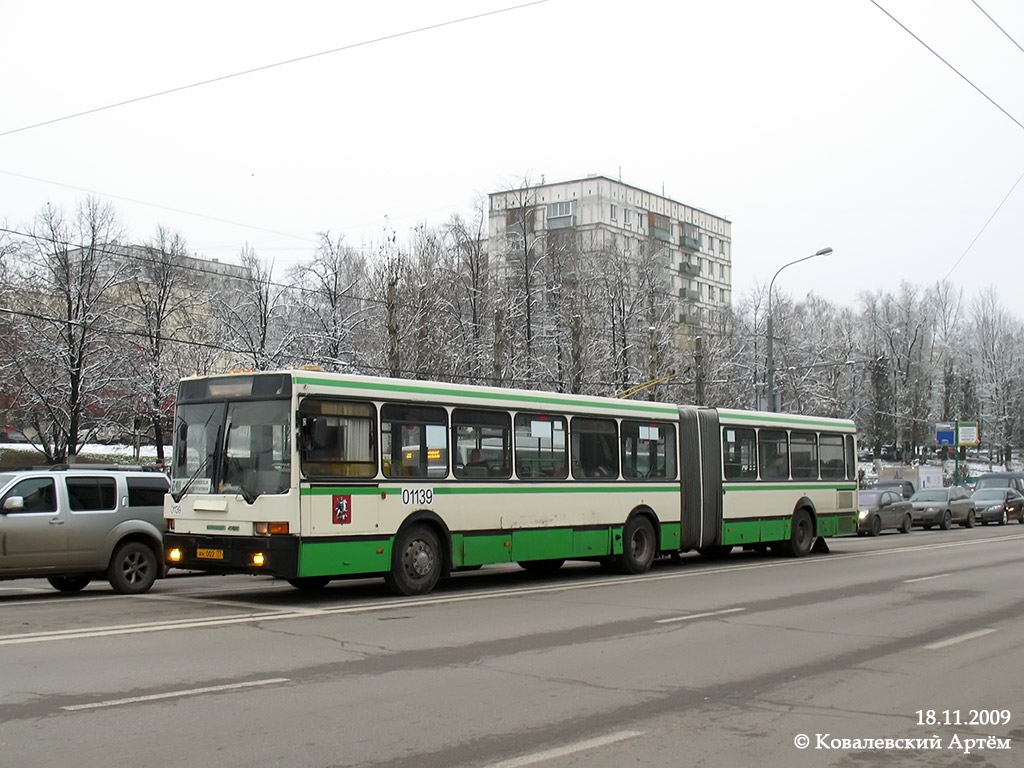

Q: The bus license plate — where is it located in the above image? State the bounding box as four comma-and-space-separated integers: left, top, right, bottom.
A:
197, 548, 224, 560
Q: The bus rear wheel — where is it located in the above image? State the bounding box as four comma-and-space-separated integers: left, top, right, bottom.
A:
385, 524, 442, 596
617, 516, 656, 574
781, 510, 814, 557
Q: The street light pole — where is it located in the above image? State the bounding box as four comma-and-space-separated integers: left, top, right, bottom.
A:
765, 246, 833, 412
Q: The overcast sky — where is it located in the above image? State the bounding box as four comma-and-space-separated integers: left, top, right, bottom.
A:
3, 0, 1023, 317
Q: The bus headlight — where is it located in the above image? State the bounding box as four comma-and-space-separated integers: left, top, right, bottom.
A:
252, 552, 266, 567
168, 548, 182, 563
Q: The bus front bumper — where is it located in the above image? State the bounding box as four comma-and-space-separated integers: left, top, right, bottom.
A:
164, 533, 299, 577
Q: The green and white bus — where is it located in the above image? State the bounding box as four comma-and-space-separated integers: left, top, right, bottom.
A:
164, 369, 858, 595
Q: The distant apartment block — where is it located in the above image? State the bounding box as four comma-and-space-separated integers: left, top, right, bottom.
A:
487, 175, 732, 331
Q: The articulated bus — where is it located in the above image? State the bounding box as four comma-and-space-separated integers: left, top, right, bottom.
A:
164, 369, 858, 595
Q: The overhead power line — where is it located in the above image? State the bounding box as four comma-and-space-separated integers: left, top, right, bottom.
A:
868, 0, 1024, 133
0, 1, 552, 139
971, 0, 1024, 56
867, 0, 1024, 283
0, 168, 319, 245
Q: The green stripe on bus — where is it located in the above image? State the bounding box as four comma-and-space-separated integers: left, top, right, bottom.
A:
720, 513, 857, 545
300, 484, 680, 496
725, 483, 857, 492
301, 487, 383, 496
296, 521, 691, 574
292, 375, 678, 416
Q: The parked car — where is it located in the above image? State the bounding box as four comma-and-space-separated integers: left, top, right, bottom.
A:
872, 480, 915, 500
975, 472, 1024, 495
0, 467, 168, 593
857, 489, 914, 536
909, 486, 976, 530
970, 488, 1024, 525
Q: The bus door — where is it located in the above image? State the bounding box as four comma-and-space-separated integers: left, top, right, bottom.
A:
299, 398, 381, 536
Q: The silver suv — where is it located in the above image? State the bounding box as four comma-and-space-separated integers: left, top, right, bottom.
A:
0, 467, 168, 594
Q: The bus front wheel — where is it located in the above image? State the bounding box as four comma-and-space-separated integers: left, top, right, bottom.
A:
385, 524, 442, 596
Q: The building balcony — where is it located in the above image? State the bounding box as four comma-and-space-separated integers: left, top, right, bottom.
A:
648, 225, 671, 242
546, 214, 576, 230
679, 235, 701, 251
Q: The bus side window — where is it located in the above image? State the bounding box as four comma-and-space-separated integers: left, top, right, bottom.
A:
452, 408, 511, 480
571, 417, 618, 479
514, 414, 568, 481
722, 427, 756, 480
299, 399, 377, 479
381, 403, 448, 479
622, 420, 675, 479
758, 429, 789, 480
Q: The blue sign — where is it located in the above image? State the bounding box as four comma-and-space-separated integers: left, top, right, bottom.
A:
935, 422, 956, 446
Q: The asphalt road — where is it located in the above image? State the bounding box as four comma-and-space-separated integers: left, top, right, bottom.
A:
2, 525, 1023, 768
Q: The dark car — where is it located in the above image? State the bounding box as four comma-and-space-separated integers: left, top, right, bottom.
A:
857, 489, 913, 536
872, 480, 915, 500
971, 488, 1024, 525
909, 486, 976, 530
975, 472, 1024, 495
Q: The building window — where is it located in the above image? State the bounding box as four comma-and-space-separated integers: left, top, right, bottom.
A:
547, 201, 574, 218
624, 209, 632, 226
545, 201, 575, 229
610, 204, 617, 220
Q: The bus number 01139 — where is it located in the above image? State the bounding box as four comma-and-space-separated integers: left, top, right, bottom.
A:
401, 488, 434, 505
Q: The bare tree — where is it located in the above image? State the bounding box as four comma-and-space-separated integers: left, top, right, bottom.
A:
121, 227, 207, 461
219, 245, 290, 370
1, 198, 130, 461
286, 232, 369, 371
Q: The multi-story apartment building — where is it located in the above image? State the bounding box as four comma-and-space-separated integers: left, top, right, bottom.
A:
487, 175, 732, 332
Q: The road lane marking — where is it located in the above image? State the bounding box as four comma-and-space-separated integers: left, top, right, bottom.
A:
4, 533, 1023, 645
61, 678, 290, 711
904, 573, 949, 583
0, 610, 308, 645
924, 628, 997, 650
488, 730, 645, 768
655, 607, 746, 624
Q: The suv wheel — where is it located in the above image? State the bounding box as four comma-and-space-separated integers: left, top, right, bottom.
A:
48, 575, 91, 592
107, 540, 159, 594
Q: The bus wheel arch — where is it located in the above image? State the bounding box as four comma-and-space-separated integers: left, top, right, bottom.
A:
617, 507, 659, 574
384, 512, 451, 596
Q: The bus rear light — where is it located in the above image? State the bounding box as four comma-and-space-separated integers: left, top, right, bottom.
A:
252, 552, 266, 567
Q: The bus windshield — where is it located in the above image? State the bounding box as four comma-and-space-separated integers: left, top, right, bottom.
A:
172, 399, 291, 501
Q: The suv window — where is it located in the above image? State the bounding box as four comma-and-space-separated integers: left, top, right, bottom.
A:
3, 477, 57, 513
65, 476, 117, 511
127, 476, 169, 507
